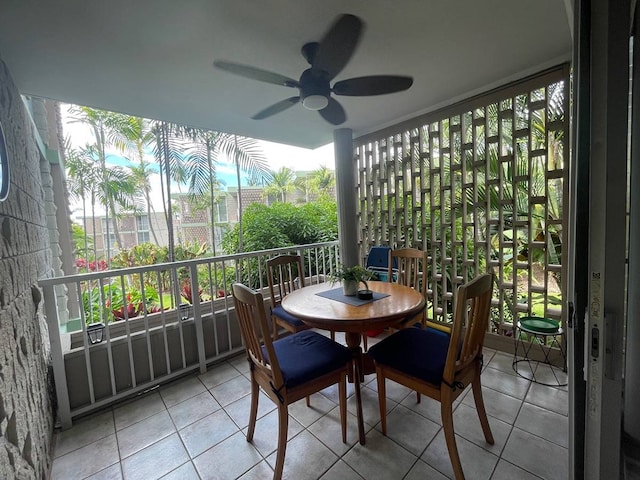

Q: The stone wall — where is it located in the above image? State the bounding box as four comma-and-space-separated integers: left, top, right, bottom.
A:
0, 57, 54, 479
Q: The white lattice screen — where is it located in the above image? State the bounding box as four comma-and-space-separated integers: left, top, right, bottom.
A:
355, 65, 570, 334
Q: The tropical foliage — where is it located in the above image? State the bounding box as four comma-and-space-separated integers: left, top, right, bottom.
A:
71, 223, 93, 261
221, 198, 338, 253
308, 166, 335, 194
264, 166, 297, 202
64, 105, 274, 261
220, 199, 338, 287
63, 105, 339, 326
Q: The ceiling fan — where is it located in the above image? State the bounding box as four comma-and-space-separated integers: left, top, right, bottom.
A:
213, 14, 413, 125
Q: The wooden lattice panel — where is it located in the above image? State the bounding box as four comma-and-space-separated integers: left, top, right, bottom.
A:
355, 65, 570, 332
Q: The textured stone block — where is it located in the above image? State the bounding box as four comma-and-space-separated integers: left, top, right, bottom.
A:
0, 57, 54, 479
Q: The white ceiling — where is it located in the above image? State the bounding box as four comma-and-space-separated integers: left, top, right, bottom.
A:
0, 0, 572, 149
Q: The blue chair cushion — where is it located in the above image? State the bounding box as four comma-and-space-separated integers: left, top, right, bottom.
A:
272, 305, 306, 328
368, 327, 451, 386
262, 330, 352, 389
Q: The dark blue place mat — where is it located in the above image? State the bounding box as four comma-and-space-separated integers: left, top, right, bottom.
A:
316, 287, 390, 306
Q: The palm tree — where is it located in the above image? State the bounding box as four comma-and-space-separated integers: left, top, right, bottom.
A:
69, 107, 141, 257
265, 167, 297, 202
68, 107, 113, 253
151, 121, 190, 262
129, 163, 159, 243
107, 115, 160, 243
309, 166, 335, 195
294, 174, 312, 202
183, 129, 227, 254
95, 166, 141, 252
185, 131, 271, 253
65, 140, 101, 264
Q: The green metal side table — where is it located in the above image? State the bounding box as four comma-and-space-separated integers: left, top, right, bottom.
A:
513, 316, 567, 387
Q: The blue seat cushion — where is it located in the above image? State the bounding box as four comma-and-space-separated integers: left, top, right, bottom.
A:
368, 327, 451, 386
262, 330, 352, 389
272, 305, 306, 328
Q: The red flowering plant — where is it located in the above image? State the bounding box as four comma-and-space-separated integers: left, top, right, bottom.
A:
106, 285, 161, 321
107, 292, 137, 320
180, 280, 203, 304
75, 258, 108, 273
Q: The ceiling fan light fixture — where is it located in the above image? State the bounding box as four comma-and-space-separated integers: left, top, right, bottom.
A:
302, 94, 329, 110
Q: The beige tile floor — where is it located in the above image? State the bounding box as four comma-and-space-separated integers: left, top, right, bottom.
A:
51, 332, 568, 480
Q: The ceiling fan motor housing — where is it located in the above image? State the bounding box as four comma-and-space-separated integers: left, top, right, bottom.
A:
299, 69, 331, 110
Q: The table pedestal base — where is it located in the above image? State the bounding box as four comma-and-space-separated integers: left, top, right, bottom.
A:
345, 332, 367, 445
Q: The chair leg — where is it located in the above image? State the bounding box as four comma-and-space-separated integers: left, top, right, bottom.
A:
339, 373, 347, 443
246, 376, 259, 442
441, 395, 464, 480
362, 334, 368, 352
330, 331, 335, 341
416, 391, 421, 403
306, 395, 311, 407
472, 372, 495, 444
274, 403, 289, 480
375, 367, 388, 435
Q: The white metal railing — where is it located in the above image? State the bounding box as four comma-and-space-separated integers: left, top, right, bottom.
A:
39, 241, 339, 428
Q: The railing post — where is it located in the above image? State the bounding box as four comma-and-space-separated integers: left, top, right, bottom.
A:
42, 283, 72, 429
190, 264, 207, 374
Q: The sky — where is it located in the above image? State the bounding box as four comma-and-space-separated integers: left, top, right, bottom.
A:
60, 104, 335, 217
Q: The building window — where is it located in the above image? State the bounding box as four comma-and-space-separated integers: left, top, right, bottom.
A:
136, 215, 150, 244
103, 233, 117, 248
136, 215, 149, 231
101, 218, 115, 232
215, 201, 228, 223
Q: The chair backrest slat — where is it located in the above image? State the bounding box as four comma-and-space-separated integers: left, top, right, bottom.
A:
267, 254, 305, 307
232, 282, 284, 387
388, 248, 427, 298
443, 273, 494, 381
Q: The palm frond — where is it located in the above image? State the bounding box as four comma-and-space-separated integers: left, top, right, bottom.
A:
213, 133, 272, 185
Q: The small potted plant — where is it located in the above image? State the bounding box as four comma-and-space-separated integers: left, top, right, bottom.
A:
330, 265, 374, 297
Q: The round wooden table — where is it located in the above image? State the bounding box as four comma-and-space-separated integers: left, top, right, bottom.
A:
281, 280, 425, 444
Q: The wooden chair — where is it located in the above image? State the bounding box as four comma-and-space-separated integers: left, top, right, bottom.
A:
388, 247, 428, 328
368, 273, 495, 480
362, 247, 427, 351
232, 283, 351, 480
267, 254, 312, 339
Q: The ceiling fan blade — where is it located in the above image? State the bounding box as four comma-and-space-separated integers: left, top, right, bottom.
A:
312, 14, 363, 80
214, 60, 299, 88
333, 75, 414, 96
252, 97, 300, 120
318, 97, 346, 125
